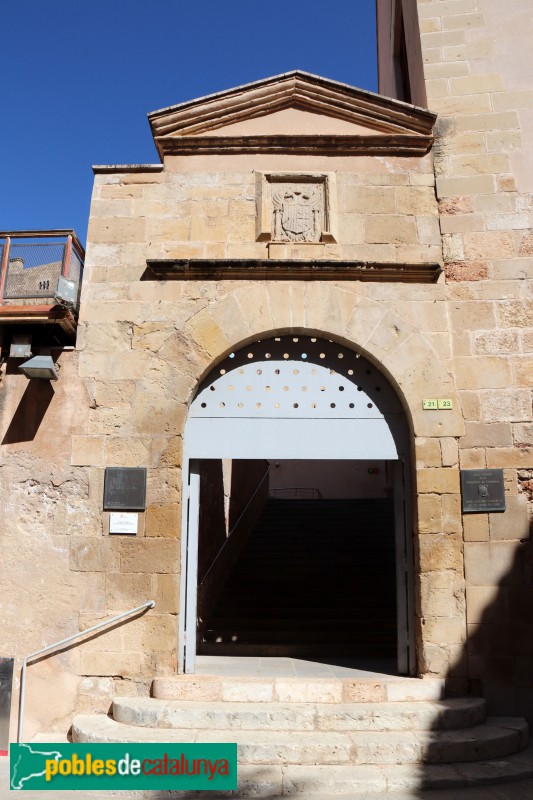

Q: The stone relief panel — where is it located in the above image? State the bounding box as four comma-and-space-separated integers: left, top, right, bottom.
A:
255, 172, 338, 246
271, 183, 324, 243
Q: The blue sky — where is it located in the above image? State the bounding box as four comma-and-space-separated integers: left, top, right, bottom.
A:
1, 1, 377, 244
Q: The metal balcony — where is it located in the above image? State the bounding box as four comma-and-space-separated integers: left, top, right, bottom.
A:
0, 230, 85, 337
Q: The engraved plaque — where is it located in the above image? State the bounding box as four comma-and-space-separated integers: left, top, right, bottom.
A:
109, 512, 138, 535
104, 467, 147, 511
461, 469, 506, 514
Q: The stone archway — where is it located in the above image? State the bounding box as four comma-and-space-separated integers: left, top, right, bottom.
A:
180, 334, 414, 674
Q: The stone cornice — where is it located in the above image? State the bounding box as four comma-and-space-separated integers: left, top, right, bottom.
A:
156, 134, 433, 158
92, 164, 164, 174
148, 71, 436, 160
146, 259, 442, 283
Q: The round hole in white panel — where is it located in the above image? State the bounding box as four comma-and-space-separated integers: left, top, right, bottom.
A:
190, 334, 406, 429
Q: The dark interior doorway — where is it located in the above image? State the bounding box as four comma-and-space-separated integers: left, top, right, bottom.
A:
197, 459, 398, 664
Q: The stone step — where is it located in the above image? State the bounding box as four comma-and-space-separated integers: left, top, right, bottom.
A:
72, 715, 533, 780
112, 697, 486, 733
72, 714, 527, 765
152, 675, 445, 703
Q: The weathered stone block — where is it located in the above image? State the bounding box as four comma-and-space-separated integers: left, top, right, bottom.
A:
109, 351, 150, 380
119, 538, 179, 573
463, 231, 516, 261
513, 358, 533, 387
465, 586, 500, 624
145, 504, 181, 538
490, 495, 529, 541
442, 494, 462, 534
423, 616, 467, 646
106, 437, 151, 467
481, 390, 531, 423
474, 331, 520, 355
70, 538, 119, 572
486, 448, 533, 469
455, 356, 512, 390
395, 187, 437, 215
450, 302, 496, 331
106, 573, 151, 610
514, 424, 533, 447
463, 514, 490, 542
419, 534, 463, 572
417, 469, 460, 495
460, 448, 486, 469
417, 495, 443, 534
464, 541, 524, 586
152, 573, 180, 614
460, 423, 513, 450
71, 436, 105, 467
365, 216, 417, 244
87, 217, 146, 244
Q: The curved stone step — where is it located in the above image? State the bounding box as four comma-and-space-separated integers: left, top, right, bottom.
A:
113, 696, 486, 732
152, 675, 445, 703
71, 717, 533, 791
73, 714, 526, 765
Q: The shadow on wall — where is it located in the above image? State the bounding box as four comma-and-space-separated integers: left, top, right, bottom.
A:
1, 379, 55, 444
413, 494, 533, 796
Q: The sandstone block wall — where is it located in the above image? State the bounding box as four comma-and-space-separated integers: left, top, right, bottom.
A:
416, 0, 533, 716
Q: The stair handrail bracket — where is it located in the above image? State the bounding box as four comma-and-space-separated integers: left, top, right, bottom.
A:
17, 600, 156, 743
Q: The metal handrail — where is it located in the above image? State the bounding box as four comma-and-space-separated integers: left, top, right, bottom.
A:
17, 600, 155, 742
199, 465, 270, 586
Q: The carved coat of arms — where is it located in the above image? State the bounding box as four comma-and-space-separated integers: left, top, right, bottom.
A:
272, 186, 321, 242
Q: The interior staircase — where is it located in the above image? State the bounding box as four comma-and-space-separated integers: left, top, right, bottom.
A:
199, 498, 397, 658
73, 673, 533, 796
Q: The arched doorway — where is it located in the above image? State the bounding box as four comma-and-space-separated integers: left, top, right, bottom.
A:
180, 334, 414, 674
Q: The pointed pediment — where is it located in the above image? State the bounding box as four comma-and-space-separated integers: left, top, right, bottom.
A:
148, 71, 436, 158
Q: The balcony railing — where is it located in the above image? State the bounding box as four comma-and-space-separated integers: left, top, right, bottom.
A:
0, 231, 85, 315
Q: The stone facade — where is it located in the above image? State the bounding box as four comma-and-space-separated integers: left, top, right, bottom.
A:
0, 3, 531, 741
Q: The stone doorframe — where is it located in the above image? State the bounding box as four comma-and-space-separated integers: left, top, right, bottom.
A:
179, 333, 423, 676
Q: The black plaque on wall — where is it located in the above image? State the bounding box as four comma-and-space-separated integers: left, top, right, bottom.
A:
461, 469, 506, 514
104, 467, 147, 511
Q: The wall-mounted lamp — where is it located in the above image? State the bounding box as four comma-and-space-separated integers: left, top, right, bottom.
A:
19, 355, 58, 381
9, 335, 32, 359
